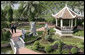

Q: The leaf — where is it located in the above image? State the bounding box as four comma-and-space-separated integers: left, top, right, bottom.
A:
31, 6, 35, 13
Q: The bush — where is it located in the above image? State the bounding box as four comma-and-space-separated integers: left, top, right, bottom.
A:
33, 41, 40, 45
32, 45, 38, 50
78, 45, 84, 52
1, 30, 11, 41
49, 28, 55, 35
45, 45, 52, 53
71, 47, 78, 54
45, 35, 50, 40
80, 41, 84, 45
45, 16, 55, 24
51, 49, 61, 54
62, 49, 70, 54
58, 40, 63, 54
1, 21, 10, 29
33, 41, 39, 50
52, 41, 59, 45
32, 41, 44, 50
32, 41, 39, 50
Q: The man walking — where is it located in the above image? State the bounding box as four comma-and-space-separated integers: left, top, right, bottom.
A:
10, 23, 17, 34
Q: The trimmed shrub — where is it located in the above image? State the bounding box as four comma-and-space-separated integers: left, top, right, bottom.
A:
1, 30, 11, 41
1, 21, 10, 29
62, 49, 70, 54
52, 41, 59, 45
78, 45, 84, 52
32, 45, 38, 50
32, 41, 44, 50
58, 40, 63, 54
32, 41, 39, 50
51, 49, 61, 54
71, 47, 78, 54
45, 45, 52, 53
33, 41, 39, 45
49, 28, 55, 35
45, 35, 50, 40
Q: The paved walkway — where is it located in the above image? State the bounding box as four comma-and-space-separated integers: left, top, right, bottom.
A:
17, 47, 43, 54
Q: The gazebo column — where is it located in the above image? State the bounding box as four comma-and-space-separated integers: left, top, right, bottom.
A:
69, 20, 70, 27
61, 19, 63, 29
56, 18, 58, 26
74, 19, 76, 26
71, 19, 73, 28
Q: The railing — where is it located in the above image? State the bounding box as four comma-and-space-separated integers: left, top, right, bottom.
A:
55, 26, 73, 34
10, 39, 17, 54
55, 26, 73, 31
19, 37, 25, 47
61, 31, 73, 34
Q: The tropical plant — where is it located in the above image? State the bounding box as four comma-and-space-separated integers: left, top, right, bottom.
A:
44, 45, 52, 53
71, 47, 78, 54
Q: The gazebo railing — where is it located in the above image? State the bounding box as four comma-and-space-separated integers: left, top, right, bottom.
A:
61, 26, 72, 31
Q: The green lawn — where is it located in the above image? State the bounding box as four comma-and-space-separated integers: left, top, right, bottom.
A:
73, 30, 84, 37
17, 24, 44, 30
1, 47, 13, 54
1, 41, 9, 44
20, 31, 43, 42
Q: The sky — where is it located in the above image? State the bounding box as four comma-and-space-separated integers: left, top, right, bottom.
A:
13, 4, 20, 9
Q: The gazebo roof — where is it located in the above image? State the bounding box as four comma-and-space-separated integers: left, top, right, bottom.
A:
52, 4, 84, 19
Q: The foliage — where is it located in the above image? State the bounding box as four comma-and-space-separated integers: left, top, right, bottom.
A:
71, 47, 78, 54
1, 30, 11, 41
32, 41, 44, 50
58, 40, 63, 54
44, 35, 50, 41
32, 41, 40, 50
18, 1, 47, 21
44, 45, 52, 53
33, 41, 40, 45
49, 28, 55, 35
1, 1, 84, 22
52, 41, 59, 46
1, 21, 10, 29
50, 49, 61, 54
1, 9, 7, 21
73, 30, 84, 37
45, 16, 55, 24
62, 49, 70, 54
7, 5, 13, 23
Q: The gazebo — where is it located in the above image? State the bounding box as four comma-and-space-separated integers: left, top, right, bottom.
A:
52, 4, 84, 36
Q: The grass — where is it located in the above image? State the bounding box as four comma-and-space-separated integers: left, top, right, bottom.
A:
21, 31, 43, 42
1, 47, 13, 54
1, 40, 10, 44
73, 30, 84, 37
17, 24, 44, 30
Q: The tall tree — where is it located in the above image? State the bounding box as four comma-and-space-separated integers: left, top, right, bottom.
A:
19, 1, 46, 21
